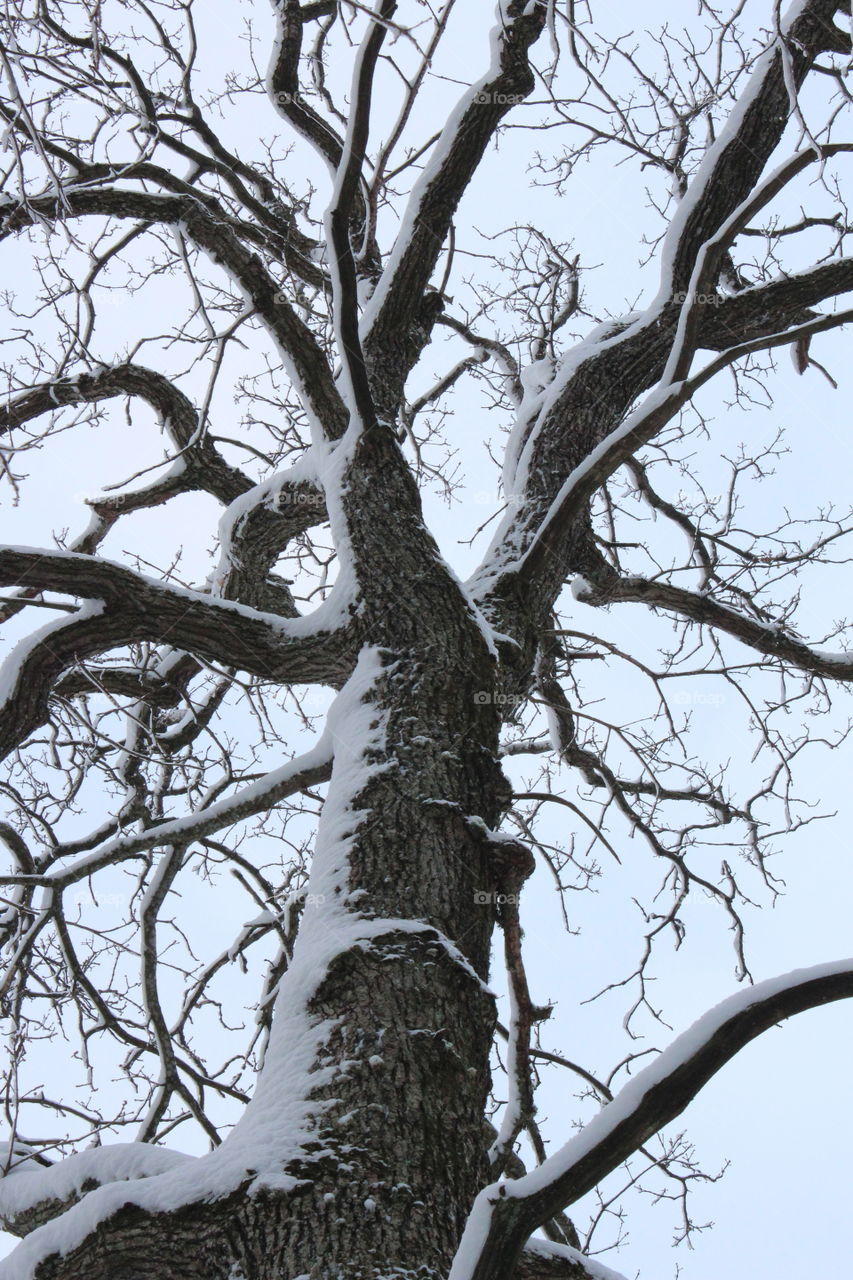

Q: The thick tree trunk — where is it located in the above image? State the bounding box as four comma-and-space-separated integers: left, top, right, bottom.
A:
34, 507, 514, 1278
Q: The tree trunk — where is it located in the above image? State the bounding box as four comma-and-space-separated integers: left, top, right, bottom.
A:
35, 496, 513, 1278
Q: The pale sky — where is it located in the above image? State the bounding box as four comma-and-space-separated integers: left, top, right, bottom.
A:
1, 3, 852, 1277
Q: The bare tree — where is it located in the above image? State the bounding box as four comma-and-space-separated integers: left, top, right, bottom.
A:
1, 1, 853, 1277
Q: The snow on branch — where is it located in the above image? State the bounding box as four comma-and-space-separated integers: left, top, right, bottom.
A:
701, 252, 853, 350
518, 305, 853, 588
0, 546, 357, 760
0, 1144, 194, 1240
517, 1238, 627, 1280
1, 363, 250, 508
361, 1, 548, 370
0, 738, 332, 892
658, 0, 850, 297
322, 0, 397, 434
450, 958, 853, 1280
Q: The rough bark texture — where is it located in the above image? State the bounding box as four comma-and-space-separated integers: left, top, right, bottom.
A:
3, 1, 853, 1277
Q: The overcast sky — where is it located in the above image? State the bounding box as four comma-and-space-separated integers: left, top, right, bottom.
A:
1, 3, 852, 1277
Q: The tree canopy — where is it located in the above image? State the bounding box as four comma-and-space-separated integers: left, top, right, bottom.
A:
1, 2, 853, 1278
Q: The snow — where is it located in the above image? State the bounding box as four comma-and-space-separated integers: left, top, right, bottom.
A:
807, 646, 853, 664
210, 450, 321, 597
0, 544, 347, 644
543, 701, 564, 757
507, 956, 853, 1197
0, 1144, 194, 1227
464, 0, 830, 603
434, 549, 511, 659
447, 1190, 497, 1280
655, 0, 810, 303
506, 379, 686, 580
487, 977, 521, 1165
322, 46, 372, 416
524, 1238, 627, 1280
494, 104, 845, 586
467, 313, 658, 599
0, 599, 105, 716
0, 1143, 45, 1177
501, 357, 556, 494
0, 650, 387, 1273
0, 645, 494, 1275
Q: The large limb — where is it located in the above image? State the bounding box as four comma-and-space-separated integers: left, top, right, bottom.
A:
322, 0, 398, 433
0, 1146, 194, 1240
574, 573, 853, 682
471, 299, 853, 676
518, 306, 853, 589
702, 256, 853, 349
361, 1, 549, 411
268, 0, 348, 170
451, 959, 853, 1280
0, 547, 356, 760
659, 0, 851, 296
470, 1, 853, 642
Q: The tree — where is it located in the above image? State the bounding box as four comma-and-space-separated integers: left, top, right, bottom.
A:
1, 0, 853, 1276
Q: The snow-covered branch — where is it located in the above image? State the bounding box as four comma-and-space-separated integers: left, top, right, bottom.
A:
1, 363, 249, 507
517, 305, 853, 589
0, 547, 356, 759
0, 740, 333, 891
0, 1144, 194, 1240
451, 959, 853, 1280
659, 0, 850, 297
362, 0, 548, 406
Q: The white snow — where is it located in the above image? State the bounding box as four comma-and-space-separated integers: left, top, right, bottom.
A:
0, 544, 347, 645
524, 1237, 627, 1280
487, 976, 521, 1166
467, 0, 830, 606
0, 1144, 194, 1227
0, 646, 492, 1276
501, 357, 556, 494
210, 450, 321, 598
0, 599, 105, 716
655, 0, 810, 303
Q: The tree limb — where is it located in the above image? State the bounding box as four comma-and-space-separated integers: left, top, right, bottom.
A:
452, 959, 853, 1280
